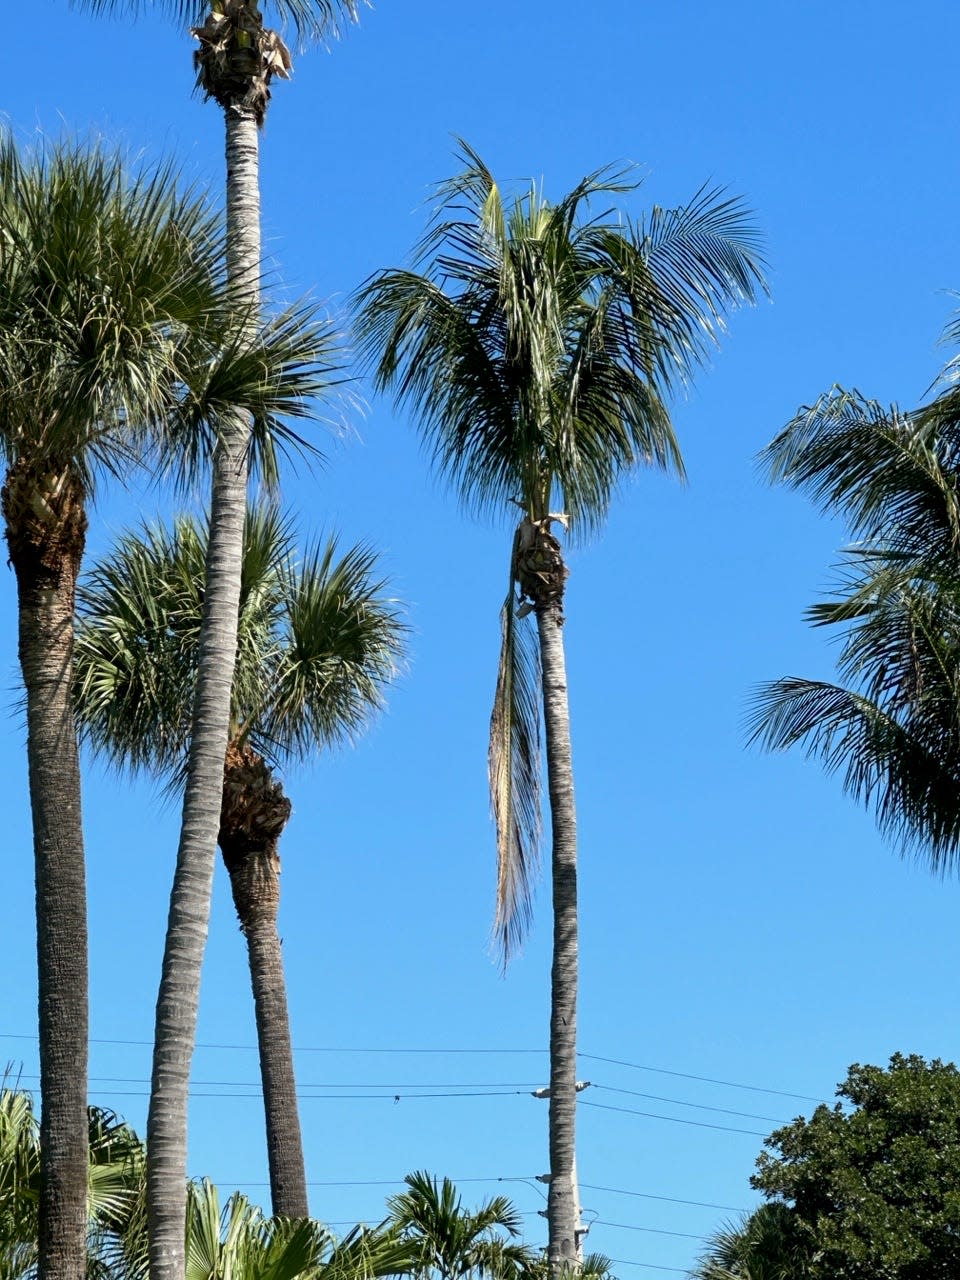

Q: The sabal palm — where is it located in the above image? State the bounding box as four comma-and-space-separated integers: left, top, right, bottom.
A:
356, 143, 766, 1273
75, 6, 359, 1270
73, 507, 404, 1218
0, 134, 332, 1280
750, 381, 960, 864
386, 1172, 535, 1280
689, 1204, 807, 1280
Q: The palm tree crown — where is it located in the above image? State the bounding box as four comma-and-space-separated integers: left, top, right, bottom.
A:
74, 505, 405, 782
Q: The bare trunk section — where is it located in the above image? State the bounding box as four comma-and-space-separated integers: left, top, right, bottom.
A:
537, 598, 582, 1276
4, 465, 89, 1280
225, 846, 308, 1217
220, 744, 307, 1217
146, 104, 260, 1280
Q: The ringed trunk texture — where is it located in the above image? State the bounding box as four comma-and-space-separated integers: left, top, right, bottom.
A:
3, 464, 89, 1280
146, 103, 260, 1280
220, 744, 308, 1217
537, 592, 581, 1276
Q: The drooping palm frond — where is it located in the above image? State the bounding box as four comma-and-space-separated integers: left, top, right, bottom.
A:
73, 0, 363, 48
74, 507, 406, 784
749, 553, 960, 869
761, 387, 960, 558
489, 564, 542, 963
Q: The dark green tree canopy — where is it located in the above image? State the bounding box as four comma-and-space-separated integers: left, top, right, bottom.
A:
750, 1054, 960, 1280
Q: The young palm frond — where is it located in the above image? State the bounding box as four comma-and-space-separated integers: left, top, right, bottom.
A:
387, 1171, 532, 1280
689, 1203, 806, 1280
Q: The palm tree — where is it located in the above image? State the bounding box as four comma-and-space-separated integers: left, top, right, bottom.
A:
749, 381, 960, 863
386, 1172, 536, 1280
0, 1088, 148, 1280
73, 7, 359, 1268
0, 133, 338, 1280
355, 143, 766, 1274
114, 1176, 415, 1280
688, 1204, 807, 1280
73, 507, 405, 1219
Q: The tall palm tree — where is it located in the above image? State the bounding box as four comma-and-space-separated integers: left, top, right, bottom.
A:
386, 1172, 536, 1280
355, 143, 766, 1274
74, 6, 359, 1269
0, 133, 338, 1280
73, 507, 405, 1219
749, 381, 960, 863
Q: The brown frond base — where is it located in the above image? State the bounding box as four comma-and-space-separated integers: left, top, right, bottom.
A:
219, 741, 292, 928
515, 517, 569, 621
2, 461, 87, 594
191, 0, 292, 127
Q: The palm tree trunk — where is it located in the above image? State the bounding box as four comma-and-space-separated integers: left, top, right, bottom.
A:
3, 465, 89, 1280
537, 602, 581, 1276
145, 101, 260, 1280
225, 845, 308, 1217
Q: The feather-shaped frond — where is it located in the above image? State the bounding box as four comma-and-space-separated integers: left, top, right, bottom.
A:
489, 556, 542, 963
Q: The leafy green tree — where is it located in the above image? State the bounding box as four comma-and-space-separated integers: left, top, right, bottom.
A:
0, 134, 331, 1280
75, 3, 359, 1266
749, 378, 960, 863
356, 143, 765, 1273
73, 508, 404, 1219
750, 1054, 960, 1280
386, 1172, 536, 1280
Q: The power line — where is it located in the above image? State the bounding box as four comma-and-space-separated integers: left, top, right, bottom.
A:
582, 1100, 766, 1138
592, 1220, 705, 1241
606, 1261, 690, 1274
580, 1054, 826, 1105
2, 1032, 828, 1102
580, 1183, 748, 1214
593, 1085, 784, 1125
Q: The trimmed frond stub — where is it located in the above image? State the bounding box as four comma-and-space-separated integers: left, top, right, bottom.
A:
489, 564, 543, 963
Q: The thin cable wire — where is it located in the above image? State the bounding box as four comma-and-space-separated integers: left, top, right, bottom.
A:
593, 1085, 784, 1124
580, 1053, 826, 1104
582, 1100, 767, 1137
580, 1182, 749, 1214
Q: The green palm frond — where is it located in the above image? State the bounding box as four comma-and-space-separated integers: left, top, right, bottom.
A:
761, 387, 960, 557
73, 0, 363, 47
387, 1172, 531, 1280
489, 565, 542, 963
688, 1204, 806, 1280
74, 507, 406, 784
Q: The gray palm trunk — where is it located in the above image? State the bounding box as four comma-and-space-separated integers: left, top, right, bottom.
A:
3, 464, 89, 1280
219, 743, 308, 1217
146, 106, 260, 1280
536, 598, 581, 1273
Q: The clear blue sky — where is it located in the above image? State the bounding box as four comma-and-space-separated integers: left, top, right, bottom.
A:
5, 3, 960, 1277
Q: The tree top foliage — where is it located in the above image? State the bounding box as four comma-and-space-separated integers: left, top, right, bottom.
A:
751, 1053, 960, 1280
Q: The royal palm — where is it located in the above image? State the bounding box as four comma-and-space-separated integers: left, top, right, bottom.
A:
356, 144, 766, 1273
74, 507, 404, 1218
